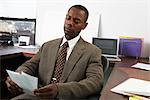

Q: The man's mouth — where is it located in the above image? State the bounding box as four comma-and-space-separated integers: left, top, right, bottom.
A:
65, 28, 72, 33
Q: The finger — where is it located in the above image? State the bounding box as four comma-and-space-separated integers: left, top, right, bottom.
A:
7, 76, 11, 82
6, 82, 12, 91
34, 88, 49, 94
5, 77, 17, 89
5, 77, 11, 85
9, 87, 22, 95
5, 77, 23, 95
5, 78, 14, 92
8, 81, 22, 94
34, 86, 52, 93
9, 81, 20, 90
5, 79, 11, 87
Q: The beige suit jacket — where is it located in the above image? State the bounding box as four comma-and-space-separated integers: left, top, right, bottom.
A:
16, 37, 103, 99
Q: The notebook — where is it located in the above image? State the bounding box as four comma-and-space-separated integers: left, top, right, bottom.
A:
92, 37, 121, 61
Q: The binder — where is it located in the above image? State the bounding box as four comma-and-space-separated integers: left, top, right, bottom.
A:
119, 37, 143, 58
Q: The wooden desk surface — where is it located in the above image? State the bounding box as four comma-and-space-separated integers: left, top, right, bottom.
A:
100, 57, 150, 100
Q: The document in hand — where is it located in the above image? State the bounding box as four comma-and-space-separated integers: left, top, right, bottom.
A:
111, 78, 150, 97
6, 70, 38, 94
131, 63, 150, 71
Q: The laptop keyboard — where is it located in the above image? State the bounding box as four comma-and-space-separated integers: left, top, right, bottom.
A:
106, 56, 121, 61
106, 56, 118, 59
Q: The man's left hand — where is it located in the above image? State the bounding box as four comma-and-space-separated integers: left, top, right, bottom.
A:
33, 84, 58, 99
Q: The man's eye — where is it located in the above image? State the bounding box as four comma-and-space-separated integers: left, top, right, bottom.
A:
66, 15, 70, 20
74, 20, 80, 24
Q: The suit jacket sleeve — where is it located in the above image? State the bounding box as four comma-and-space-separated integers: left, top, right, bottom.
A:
15, 44, 44, 76
56, 46, 104, 99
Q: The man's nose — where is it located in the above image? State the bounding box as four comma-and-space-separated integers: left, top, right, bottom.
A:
67, 20, 74, 27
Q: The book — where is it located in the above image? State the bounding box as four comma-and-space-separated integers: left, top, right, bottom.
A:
6, 69, 38, 94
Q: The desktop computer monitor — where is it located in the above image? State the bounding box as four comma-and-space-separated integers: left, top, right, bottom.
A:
92, 37, 119, 59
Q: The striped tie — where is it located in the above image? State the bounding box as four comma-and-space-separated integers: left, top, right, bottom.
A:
51, 41, 68, 83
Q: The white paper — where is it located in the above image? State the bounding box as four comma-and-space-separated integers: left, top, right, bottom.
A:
111, 78, 150, 97
19, 36, 30, 45
16, 45, 39, 49
6, 70, 38, 94
131, 63, 150, 71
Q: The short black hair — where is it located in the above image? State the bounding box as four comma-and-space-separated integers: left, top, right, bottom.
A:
68, 5, 89, 22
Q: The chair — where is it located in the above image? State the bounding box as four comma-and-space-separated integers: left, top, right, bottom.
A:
87, 55, 109, 100
101, 55, 109, 87
101, 55, 109, 77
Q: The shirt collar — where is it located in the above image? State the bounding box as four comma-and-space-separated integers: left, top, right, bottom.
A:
61, 35, 80, 48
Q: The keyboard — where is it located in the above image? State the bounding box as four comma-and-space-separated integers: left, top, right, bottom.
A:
106, 56, 121, 62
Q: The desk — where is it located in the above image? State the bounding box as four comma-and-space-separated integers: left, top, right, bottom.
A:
0, 46, 38, 99
99, 57, 150, 100
0, 46, 38, 78
0, 46, 38, 76
0, 46, 38, 57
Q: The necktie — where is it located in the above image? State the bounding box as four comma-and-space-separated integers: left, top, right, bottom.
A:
51, 41, 68, 83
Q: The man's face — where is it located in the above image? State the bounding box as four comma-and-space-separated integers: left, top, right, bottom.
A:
64, 7, 88, 40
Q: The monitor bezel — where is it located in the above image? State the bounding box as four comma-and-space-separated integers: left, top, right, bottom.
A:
92, 37, 119, 57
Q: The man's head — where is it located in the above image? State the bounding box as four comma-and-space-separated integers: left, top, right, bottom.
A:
64, 5, 89, 40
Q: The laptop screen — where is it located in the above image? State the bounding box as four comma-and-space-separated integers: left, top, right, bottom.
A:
92, 38, 119, 57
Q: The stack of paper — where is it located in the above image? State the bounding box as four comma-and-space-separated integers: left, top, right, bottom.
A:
131, 63, 150, 71
111, 78, 150, 97
6, 70, 38, 94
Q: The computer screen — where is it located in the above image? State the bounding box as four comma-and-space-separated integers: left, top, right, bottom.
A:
0, 17, 36, 45
92, 38, 118, 56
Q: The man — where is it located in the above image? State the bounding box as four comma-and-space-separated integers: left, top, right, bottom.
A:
5, 5, 104, 99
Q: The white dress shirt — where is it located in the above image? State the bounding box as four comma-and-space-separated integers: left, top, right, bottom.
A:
60, 35, 80, 61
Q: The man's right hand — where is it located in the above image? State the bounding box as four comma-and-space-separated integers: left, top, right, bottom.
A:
5, 76, 23, 95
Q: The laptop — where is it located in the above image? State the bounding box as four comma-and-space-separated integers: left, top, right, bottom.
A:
92, 37, 121, 62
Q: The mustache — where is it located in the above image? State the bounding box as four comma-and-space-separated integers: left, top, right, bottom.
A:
64, 24, 71, 29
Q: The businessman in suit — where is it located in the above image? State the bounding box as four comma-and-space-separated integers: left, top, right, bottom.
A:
5, 5, 103, 99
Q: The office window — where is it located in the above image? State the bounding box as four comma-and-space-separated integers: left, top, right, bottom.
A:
0, 17, 36, 45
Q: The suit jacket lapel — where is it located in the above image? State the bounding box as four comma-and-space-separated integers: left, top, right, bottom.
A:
60, 38, 85, 82
46, 38, 62, 84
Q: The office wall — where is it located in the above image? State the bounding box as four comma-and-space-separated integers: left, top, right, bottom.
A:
98, 0, 149, 57
147, 0, 150, 57
0, 0, 149, 57
0, 0, 36, 18
36, 0, 149, 57
36, 0, 100, 45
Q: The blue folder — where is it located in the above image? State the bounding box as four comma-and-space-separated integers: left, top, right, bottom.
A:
119, 38, 142, 58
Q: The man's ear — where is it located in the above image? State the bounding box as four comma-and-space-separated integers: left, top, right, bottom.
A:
82, 23, 88, 30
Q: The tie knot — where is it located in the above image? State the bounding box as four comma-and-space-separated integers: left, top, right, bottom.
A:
62, 41, 69, 48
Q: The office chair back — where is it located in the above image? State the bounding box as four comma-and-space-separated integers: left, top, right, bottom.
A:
101, 55, 109, 76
